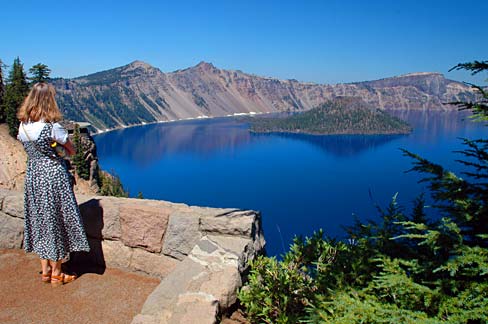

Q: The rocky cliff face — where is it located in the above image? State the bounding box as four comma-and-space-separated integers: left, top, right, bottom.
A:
51, 61, 477, 132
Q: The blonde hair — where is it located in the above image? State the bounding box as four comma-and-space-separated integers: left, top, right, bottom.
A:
17, 82, 62, 123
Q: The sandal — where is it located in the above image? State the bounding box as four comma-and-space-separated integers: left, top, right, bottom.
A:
41, 270, 52, 283
51, 273, 77, 287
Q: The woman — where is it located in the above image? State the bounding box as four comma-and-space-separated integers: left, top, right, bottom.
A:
17, 82, 90, 286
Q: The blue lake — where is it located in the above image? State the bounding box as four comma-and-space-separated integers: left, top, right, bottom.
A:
94, 111, 486, 256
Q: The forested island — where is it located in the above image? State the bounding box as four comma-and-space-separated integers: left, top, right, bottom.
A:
248, 97, 413, 135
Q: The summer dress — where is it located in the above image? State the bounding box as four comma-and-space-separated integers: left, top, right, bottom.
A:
19, 122, 90, 261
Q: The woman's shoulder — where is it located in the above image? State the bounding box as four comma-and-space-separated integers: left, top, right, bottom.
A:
25, 119, 47, 125
22, 120, 49, 130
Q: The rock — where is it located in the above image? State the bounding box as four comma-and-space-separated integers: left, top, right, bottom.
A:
206, 235, 258, 273
89, 160, 99, 188
141, 257, 206, 317
102, 239, 133, 269
187, 266, 241, 311
130, 248, 179, 278
3, 192, 24, 218
99, 197, 122, 239
162, 210, 202, 260
120, 202, 170, 253
0, 188, 11, 208
131, 314, 160, 324
190, 206, 239, 218
79, 198, 104, 239
0, 211, 24, 248
200, 210, 258, 237
168, 293, 219, 324
221, 309, 249, 324
78, 197, 122, 240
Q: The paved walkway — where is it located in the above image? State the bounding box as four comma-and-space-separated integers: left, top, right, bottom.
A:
0, 249, 160, 324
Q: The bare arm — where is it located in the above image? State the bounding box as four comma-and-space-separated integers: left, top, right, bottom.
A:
62, 139, 76, 156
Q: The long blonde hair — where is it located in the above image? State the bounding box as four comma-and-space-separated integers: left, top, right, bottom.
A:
17, 82, 62, 123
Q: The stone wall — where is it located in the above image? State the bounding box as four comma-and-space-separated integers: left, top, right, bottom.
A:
0, 188, 265, 324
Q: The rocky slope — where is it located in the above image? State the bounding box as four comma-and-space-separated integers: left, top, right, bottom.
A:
0, 124, 27, 191
51, 61, 477, 132
0, 123, 98, 195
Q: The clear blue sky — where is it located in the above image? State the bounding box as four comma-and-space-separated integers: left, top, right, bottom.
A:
1, 0, 487, 84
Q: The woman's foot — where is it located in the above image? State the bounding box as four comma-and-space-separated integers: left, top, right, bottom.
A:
51, 273, 77, 287
41, 270, 52, 283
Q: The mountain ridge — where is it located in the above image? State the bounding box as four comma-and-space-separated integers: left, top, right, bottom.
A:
50, 61, 477, 132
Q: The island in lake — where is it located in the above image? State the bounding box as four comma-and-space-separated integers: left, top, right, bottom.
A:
248, 97, 413, 135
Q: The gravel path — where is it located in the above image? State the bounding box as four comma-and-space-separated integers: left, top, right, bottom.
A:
0, 249, 160, 324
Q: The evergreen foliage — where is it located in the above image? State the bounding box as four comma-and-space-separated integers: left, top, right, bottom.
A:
28, 63, 51, 84
238, 60, 488, 323
449, 60, 488, 121
97, 169, 129, 197
3, 57, 29, 137
72, 124, 90, 180
249, 97, 412, 135
0, 59, 5, 122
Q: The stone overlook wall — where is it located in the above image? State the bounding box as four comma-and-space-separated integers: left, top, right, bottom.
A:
0, 188, 265, 324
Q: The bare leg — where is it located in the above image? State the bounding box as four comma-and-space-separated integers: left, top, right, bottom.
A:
50, 259, 77, 286
50, 260, 63, 277
40, 259, 50, 274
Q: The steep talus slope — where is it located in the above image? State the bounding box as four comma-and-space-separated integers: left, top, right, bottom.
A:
51, 61, 477, 132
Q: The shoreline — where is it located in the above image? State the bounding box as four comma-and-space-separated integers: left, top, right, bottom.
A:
89, 107, 459, 137
249, 128, 413, 136
90, 111, 272, 137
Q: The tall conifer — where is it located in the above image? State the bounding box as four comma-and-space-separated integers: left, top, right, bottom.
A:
4, 57, 29, 137
0, 59, 5, 122
72, 124, 89, 179
29, 63, 51, 84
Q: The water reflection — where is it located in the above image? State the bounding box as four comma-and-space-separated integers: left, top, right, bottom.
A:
95, 115, 412, 163
95, 118, 254, 165
257, 132, 404, 157
389, 110, 483, 140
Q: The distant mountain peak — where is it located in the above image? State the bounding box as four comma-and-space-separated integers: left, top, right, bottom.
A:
193, 61, 218, 71
122, 60, 159, 72
125, 60, 155, 70
398, 72, 444, 78
196, 61, 215, 67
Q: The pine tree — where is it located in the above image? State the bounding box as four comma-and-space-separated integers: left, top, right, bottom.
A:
28, 63, 51, 84
0, 59, 5, 122
72, 124, 89, 179
449, 60, 488, 121
3, 57, 29, 137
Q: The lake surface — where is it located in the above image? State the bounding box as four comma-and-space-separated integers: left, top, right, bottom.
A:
94, 111, 486, 256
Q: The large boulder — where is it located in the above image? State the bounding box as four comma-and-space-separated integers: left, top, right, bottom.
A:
162, 210, 202, 260
0, 211, 23, 248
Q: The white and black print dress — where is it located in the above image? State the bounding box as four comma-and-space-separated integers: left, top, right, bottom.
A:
19, 122, 90, 261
